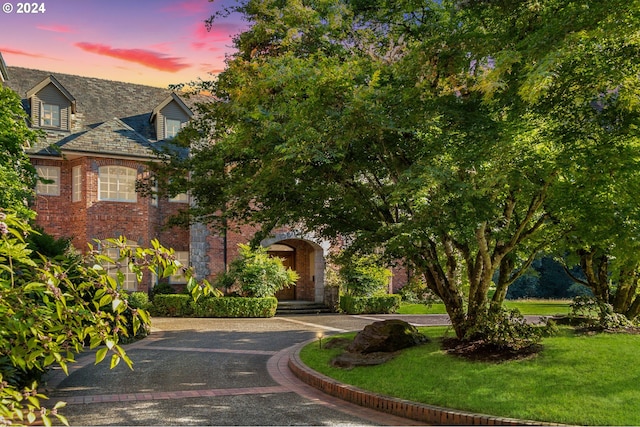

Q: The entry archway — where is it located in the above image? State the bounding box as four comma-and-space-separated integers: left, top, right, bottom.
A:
262, 233, 329, 303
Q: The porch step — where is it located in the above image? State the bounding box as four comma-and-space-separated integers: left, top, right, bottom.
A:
276, 300, 332, 315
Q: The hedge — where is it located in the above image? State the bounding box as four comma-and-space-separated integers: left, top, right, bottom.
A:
192, 296, 278, 318
150, 295, 278, 318
339, 294, 401, 314
150, 294, 193, 317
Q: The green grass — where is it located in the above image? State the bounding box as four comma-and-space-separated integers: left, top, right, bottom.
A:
300, 327, 640, 426
397, 299, 571, 316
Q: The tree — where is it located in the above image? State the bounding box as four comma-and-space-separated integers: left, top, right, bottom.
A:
0, 86, 40, 217
161, 0, 640, 340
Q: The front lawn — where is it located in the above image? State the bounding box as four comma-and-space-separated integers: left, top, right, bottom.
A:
300, 327, 640, 426
397, 299, 571, 316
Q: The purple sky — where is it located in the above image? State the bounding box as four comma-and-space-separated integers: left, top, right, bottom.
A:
0, 0, 246, 87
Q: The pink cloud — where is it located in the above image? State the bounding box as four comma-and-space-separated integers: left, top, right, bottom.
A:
161, 0, 209, 16
36, 24, 75, 33
0, 47, 48, 58
74, 42, 190, 72
192, 22, 236, 45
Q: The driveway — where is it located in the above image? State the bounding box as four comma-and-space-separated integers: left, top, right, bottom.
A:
43, 314, 450, 426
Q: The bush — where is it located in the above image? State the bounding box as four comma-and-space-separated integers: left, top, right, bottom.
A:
340, 294, 401, 314
127, 291, 151, 309
570, 295, 635, 330
463, 306, 551, 351
150, 294, 193, 317
398, 277, 440, 305
335, 253, 391, 297
150, 281, 176, 299
191, 296, 278, 318
217, 244, 298, 297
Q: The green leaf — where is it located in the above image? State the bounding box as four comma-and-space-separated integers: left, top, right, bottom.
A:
110, 354, 120, 369
95, 347, 108, 365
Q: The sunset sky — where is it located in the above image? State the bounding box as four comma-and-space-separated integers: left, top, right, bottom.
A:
0, 0, 246, 88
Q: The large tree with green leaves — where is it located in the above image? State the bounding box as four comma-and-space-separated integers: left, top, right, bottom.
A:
161, 0, 640, 339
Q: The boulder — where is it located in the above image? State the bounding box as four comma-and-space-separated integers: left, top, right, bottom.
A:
347, 319, 429, 354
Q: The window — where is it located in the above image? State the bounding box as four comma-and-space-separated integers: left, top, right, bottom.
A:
35, 166, 60, 196
41, 103, 60, 127
169, 251, 189, 284
72, 166, 82, 202
165, 118, 182, 139
105, 246, 138, 291
169, 192, 188, 203
98, 166, 137, 202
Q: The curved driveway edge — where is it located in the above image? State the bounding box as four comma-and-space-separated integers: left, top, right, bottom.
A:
287, 340, 561, 426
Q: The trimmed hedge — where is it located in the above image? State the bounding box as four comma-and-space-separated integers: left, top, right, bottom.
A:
339, 294, 401, 314
150, 295, 278, 318
151, 294, 193, 317
192, 296, 278, 318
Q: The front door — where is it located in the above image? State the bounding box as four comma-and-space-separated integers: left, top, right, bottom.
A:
271, 251, 296, 300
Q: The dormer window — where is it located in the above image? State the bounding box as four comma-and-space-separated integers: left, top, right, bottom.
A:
26, 75, 76, 131
150, 93, 193, 141
165, 118, 182, 139
41, 103, 61, 127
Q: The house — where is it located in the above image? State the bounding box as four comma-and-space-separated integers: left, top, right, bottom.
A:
4, 65, 193, 292
3, 57, 407, 303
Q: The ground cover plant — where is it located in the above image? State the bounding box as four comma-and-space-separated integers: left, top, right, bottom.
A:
300, 326, 640, 426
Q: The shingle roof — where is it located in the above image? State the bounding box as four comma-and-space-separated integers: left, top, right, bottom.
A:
4, 66, 199, 159
61, 117, 156, 158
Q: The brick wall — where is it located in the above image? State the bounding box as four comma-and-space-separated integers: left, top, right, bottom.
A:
30, 156, 190, 291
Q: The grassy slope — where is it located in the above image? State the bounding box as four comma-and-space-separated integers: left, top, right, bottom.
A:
301, 327, 640, 426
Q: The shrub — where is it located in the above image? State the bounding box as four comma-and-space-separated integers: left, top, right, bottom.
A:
340, 294, 401, 314
398, 277, 440, 305
335, 253, 391, 297
191, 296, 278, 318
150, 281, 176, 299
151, 294, 193, 317
570, 295, 634, 330
463, 306, 550, 351
217, 244, 298, 297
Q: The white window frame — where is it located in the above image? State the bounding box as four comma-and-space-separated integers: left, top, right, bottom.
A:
41, 103, 61, 128
35, 166, 60, 196
169, 251, 189, 284
165, 118, 182, 140
72, 165, 82, 202
98, 166, 137, 202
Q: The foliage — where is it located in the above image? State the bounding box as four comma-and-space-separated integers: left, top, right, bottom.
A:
506, 257, 591, 300
339, 294, 401, 315
569, 295, 635, 330
216, 244, 298, 298
463, 306, 553, 352
126, 292, 151, 310
0, 211, 216, 426
398, 277, 440, 305
335, 253, 392, 297
0, 86, 40, 218
149, 281, 176, 299
191, 296, 277, 318
149, 294, 193, 317
156, 0, 640, 340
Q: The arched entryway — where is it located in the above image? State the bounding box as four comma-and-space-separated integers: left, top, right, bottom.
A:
263, 234, 329, 303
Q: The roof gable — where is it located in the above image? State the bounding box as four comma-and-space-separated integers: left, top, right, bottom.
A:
26, 75, 76, 113
151, 93, 193, 123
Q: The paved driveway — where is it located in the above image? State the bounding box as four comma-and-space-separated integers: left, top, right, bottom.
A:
44, 314, 451, 426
